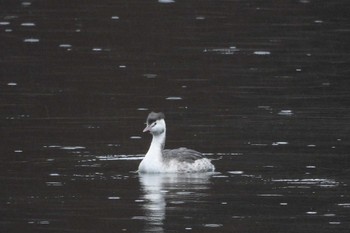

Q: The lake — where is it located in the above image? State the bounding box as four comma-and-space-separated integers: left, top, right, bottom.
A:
0, 0, 349, 232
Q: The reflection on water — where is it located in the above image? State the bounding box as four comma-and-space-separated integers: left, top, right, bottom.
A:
138, 173, 211, 232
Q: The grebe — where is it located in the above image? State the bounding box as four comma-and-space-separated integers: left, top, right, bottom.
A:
138, 112, 215, 173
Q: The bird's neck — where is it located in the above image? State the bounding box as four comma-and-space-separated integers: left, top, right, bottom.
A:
151, 130, 166, 150
145, 129, 166, 158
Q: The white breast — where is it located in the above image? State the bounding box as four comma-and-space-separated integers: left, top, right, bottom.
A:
138, 148, 164, 173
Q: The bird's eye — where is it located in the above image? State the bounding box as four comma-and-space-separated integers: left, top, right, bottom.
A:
148, 119, 156, 125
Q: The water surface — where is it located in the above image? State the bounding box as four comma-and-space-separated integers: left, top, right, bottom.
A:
1, 0, 349, 232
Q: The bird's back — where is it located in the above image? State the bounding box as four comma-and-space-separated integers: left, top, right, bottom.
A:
163, 147, 204, 163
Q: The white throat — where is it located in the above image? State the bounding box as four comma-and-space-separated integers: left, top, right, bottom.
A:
138, 122, 166, 173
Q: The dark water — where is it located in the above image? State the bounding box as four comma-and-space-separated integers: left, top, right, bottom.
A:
1, 0, 350, 232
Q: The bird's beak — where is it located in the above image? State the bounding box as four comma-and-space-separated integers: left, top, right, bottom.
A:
143, 125, 152, 132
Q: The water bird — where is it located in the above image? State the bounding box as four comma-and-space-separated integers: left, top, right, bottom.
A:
138, 112, 215, 173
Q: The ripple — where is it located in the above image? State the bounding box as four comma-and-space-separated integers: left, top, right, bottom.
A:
203, 224, 223, 228
96, 155, 143, 161
59, 44, 72, 48
0, 21, 10, 25
92, 47, 102, 52
24, 38, 40, 43
166, 96, 182, 100
143, 73, 157, 79
272, 141, 288, 146
21, 22, 36, 27
272, 178, 339, 187
137, 107, 149, 111
61, 146, 86, 150
278, 110, 293, 116
254, 51, 271, 55
228, 171, 244, 175
329, 222, 341, 225
46, 182, 63, 187
203, 46, 239, 55
159, 0, 175, 3
306, 211, 317, 215
49, 173, 60, 177
257, 194, 284, 197
22, 2, 32, 7
337, 203, 350, 208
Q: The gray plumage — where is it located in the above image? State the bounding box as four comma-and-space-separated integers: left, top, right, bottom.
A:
163, 147, 205, 163
146, 112, 165, 125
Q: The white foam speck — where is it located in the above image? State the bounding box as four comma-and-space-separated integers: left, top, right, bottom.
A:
97, 155, 143, 161
21, 22, 36, 27
111, 16, 119, 20
137, 108, 149, 111
272, 141, 288, 146
212, 175, 229, 178
108, 196, 120, 200
338, 203, 350, 207
60, 146, 85, 150
24, 38, 40, 43
278, 110, 293, 116
306, 211, 317, 215
0, 21, 10, 25
49, 173, 60, 177
22, 2, 32, 6
254, 51, 271, 55
257, 194, 284, 197
306, 165, 316, 169
119, 65, 126, 68
166, 96, 182, 100
59, 44, 72, 48
14, 150, 23, 153
185, 227, 192, 230
329, 222, 341, 225
158, 0, 175, 3
130, 136, 141, 139
203, 224, 223, 228
323, 213, 336, 217
196, 16, 205, 20
46, 182, 63, 187
204, 46, 239, 55
5, 29, 12, 32
143, 73, 157, 78
280, 203, 288, 206
38, 220, 50, 225
250, 143, 268, 146
7, 82, 17, 86
131, 216, 147, 220
228, 171, 244, 175
258, 105, 272, 110
92, 48, 102, 51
